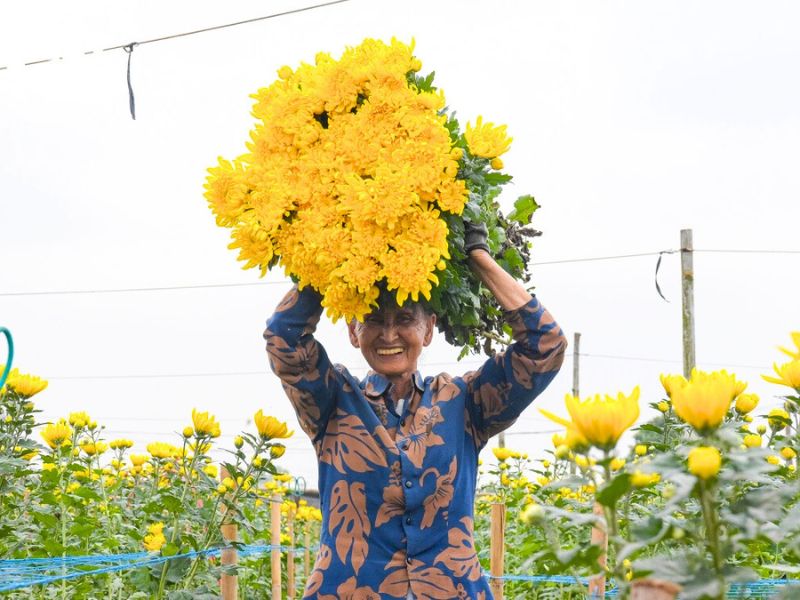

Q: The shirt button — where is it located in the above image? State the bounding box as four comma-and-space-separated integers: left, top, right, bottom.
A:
400, 418, 406, 427
404, 480, 413, 488
406, 556, 412, 564
405, 516, 412, 525
401, 441, 409, 451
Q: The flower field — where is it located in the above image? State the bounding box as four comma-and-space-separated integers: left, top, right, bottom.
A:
1, 332, 799, 598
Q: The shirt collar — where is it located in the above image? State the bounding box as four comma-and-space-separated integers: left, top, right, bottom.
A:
363, 371, 424, 398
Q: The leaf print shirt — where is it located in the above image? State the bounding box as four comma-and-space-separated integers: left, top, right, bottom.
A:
265, 286, 567, 599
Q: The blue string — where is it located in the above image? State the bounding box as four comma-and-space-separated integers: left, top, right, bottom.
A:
0, 327, 13, 389
1, 546, 796, 594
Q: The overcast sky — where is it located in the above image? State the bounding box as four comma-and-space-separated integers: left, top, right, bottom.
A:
1, 0, 798, 488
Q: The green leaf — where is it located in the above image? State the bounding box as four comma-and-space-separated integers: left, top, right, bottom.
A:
507, 195, 540, 225
596, 473, 631, 507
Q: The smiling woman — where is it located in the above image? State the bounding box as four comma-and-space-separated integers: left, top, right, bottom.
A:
264, 245, 567, 598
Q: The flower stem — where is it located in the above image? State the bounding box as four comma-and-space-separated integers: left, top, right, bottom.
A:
698, 479, 725, 600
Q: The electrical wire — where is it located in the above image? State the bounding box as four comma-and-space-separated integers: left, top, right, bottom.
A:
0, 0, 352, 71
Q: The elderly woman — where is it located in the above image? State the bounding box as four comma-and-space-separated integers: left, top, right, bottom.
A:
265, 237, 566, 599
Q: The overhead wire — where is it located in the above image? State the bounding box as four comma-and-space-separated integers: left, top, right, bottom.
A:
0, 0, 352, 71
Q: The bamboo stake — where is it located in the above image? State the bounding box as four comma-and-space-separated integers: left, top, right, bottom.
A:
681, 229, 696, 377
271, 494, 282, 600
572, 332, 581, 398
287, 506, 295, 600
490, 502, 506, 600
304, 527, 311, 579
587, 502, 608, 599
631, 579, 681, 600
220, 522, 238, 600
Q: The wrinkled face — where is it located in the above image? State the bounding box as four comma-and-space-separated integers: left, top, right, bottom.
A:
348, 305, 436, 380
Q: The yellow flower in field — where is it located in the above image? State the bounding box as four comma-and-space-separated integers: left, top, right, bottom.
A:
778, 332, 800, 360
659, 373, 687, 398
203, 464, 219, 478
492, 447, 513, 462
222, 477, 236, 491
109, 439, 133, 450
554, 444, 571, 460
274, 473, 292, 483
40, 419, 73, 449
743, 434, 762, 449
191, 409, 221, 438
130, 454, 149, 467
762, 360, 800, 392
520, 502, 545, 525
768, 408, 790, 431
234, 435, 244, 449
735, 393, 759, 415
574, 455, 589, 469
490, 158, 504, 170
254, 410, 294, 440
68, 412, 91, 428
182, 426, 194, 438
610, 457, 626, 471
540, 413, 590, 452
767, 455, 781, 466
781, 447, 796, 461
190, 441, 212, 456
687, 446, 721, 480
544, 388, 640, 451
669, 369, 746, 433
81, 441, 108, 456
147, 442, 178, 459
270, 444, 286, 459
465, 116, 513, 158
757, 424, 767, 435
635, 444, 647, 457
3, 368, 48, 398
143, 522, 166, 552
657, 401, 670, 413
630, 470, 660, 488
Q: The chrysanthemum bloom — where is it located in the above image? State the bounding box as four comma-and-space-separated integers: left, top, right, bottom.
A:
544, 388, 640, 452
610, 457, 626, 471
768, 408, 790, 431
659, 373, 687, 398
40, 420, 73, 449
687, 446, 721, 480
109, 439, 134, 450
2, 368, 48, 398
492, 447, 513, 462
147, 442, 178, 459
657, 401, 670, 413
762, 360, 800, 392
130, 454, 149, 467
778, 332, 800, 360
630, 470, 660, 488
743, 434, 762, 448
143, 522, 166, 552
520, 502, 545, 525
781, 447, 796, 460
635, 444, 648, 457
735, 393, 759, 415
543, 419, 590, 452
254, 410, 294, 440
465, 116, 513, 158
81, 441, 108, 456
68, 412, 91, 428
766, 455, 781, 466
669, 369, 746, 434
191, 408, 221, 438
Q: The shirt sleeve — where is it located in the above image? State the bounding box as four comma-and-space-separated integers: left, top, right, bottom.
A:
462, 296, 567, 449
264, 285, 340, 443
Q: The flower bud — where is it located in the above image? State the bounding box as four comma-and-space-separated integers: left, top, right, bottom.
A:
234, 435, 244, 449
182, 426, 194, 438
687, 446, 721, 480
520, 502, 545, 525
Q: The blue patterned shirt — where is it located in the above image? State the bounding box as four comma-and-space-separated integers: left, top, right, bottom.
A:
265, 286, 566, 599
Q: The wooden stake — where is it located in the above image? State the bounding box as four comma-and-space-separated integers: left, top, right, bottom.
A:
490, 502, 506, 600
287, 506, 296, 600
304, 527, 311, 579
681, 229, 696, 377
631, 579, 681, 600
220, 522, 238, 600
572, 332, 581, 398
271, 494, 282, 600
587, 502, 608, 599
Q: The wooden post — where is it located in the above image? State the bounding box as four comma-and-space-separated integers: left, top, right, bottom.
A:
572, 332, 581, 398
287, 506, 296, 600
304, 526, 311, 579
587, 502, 608, 599
490, 502, 506, 600
271, 494, 282, 600
681, 229, 696, 377
631, 579, 681, 600
220, 522, 238, 600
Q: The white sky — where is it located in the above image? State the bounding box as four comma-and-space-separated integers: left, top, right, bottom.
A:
1, 1, 798, 488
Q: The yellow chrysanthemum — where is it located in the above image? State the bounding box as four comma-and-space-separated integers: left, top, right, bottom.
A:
81, 441, 108, 456
204, 38, 471, 322
147, 442, 178, 460
191, 408, 221, 438
743, 434, 762, 449
670, 369, 746, 433
254, 410, 294, 440
768, 408, 790, 431
109, 439, 134, 450
2, 368, 48, 398
688, 446, 721, 480
68, 412, 92, 428
762, 360, 800, 392
40, 420, 73, 449
778, 332, 800, 360
464, 116, 513, 158
143, 522, 166, 552
734, 393, 759, 415
630, 470, 660, 488
492, 447, 513, 462
544, 388, 640, 451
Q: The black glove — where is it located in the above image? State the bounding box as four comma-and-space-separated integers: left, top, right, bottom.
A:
464, 221, 491, 255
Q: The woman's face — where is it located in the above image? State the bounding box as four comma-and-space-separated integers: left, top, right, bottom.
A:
348, 305, 436, 380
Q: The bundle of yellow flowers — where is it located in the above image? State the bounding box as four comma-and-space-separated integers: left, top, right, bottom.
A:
205, 38, 539, 354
